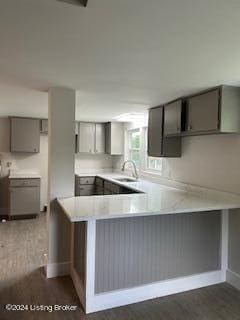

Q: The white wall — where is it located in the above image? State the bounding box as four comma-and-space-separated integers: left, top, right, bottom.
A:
162, 134, 240, 194
117, 122, 240, 195
0, 118, 48, 210
75, 153, 113, 172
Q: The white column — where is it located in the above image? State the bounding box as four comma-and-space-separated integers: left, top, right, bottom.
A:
46, 87, 76, 278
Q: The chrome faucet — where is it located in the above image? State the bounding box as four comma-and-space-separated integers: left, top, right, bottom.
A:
121, 160, 139, 180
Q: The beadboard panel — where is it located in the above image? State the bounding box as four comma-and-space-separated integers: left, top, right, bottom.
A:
95, 211, 221, 293
228, 209, 240, 274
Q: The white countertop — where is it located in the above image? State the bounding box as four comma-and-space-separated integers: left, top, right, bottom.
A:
58, 173, 240, 222
9, 172, 41, 179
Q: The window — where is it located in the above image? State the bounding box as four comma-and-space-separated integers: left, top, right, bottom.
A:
128, 129, 140, 167
147, 157, 163, 172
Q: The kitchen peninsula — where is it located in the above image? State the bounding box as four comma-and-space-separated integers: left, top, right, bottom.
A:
58, 173, 240, 314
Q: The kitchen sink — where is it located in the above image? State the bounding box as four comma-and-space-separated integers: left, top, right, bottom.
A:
114, 178, 139, 183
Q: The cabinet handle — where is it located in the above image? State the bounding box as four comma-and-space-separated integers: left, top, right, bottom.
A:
188, 125, 193, 130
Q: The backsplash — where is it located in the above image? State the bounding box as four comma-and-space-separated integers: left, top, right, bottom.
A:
75, 153, 114, 173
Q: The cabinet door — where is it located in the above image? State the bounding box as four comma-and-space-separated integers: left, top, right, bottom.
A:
187, 89, 220, 133
78, 122, 95, 153
10, 187, 40, 216
40, 119, 48, 133
105, 122, 124, 155
148, 107, 163, 157
95, 123, 106, 154
10, 118, 40, 153
164, 100, 182, 136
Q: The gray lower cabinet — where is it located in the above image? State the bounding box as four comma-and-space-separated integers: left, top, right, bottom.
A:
148, 106, 181, 158
9, 178, 40, 217
75, 176, 96, 196
10, 117, 40, 153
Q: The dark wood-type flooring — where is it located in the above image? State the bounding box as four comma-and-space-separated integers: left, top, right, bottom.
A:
1, 213, 240, 320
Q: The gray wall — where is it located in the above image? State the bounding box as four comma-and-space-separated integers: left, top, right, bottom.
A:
95, 211, 221, 293
228, 209, 240, 275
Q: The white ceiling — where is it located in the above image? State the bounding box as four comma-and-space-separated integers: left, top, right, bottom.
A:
0, 0, 240, 121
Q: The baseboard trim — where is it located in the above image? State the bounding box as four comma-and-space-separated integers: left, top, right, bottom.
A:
86, 270, 223, 314
226, 269, 240, 291
46, 261, 70, 278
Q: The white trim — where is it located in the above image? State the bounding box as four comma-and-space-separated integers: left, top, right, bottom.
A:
226, 269, 240, 291
45, 261, 70, 278
85, 219, 97, 313
86, 270, 223, 314
221, 209, 229, 281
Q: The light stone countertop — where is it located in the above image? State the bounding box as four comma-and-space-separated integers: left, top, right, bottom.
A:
9, 172, 41, 179
58, 173, 240, 222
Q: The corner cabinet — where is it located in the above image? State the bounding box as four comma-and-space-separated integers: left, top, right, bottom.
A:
78, 122, 106, 154
105, 122, 124, 155
148, 106, 181, 158
10, 117, 40, 153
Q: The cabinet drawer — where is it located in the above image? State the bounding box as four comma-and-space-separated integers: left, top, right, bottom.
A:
79, 177, 95, 185
10, 178, 40, 187
79, 185, 95, 196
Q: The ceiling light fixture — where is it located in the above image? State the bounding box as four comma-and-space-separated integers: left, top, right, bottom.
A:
114, 113, 146, 126
57, 0, 88, 7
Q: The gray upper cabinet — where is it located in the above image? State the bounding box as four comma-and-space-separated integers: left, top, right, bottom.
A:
105, 122, 124, 155
10, 117, 40, 153
183, 86, 240, 135
164, 100, 183, 136
186, 89, 220, 133
78, 122, 106, 154
78, 122, 95, 153
95, 123, 106, 154
40, 119, 48, 134
148, 107, 163, 157
148, 106, 181, 158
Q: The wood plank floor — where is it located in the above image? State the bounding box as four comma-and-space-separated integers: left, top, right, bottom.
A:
1, 214, 240, 320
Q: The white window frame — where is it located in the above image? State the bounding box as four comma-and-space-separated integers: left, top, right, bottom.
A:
126, 127, 163, 176
142, 127, 163, 175
127, 128, 141, 168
